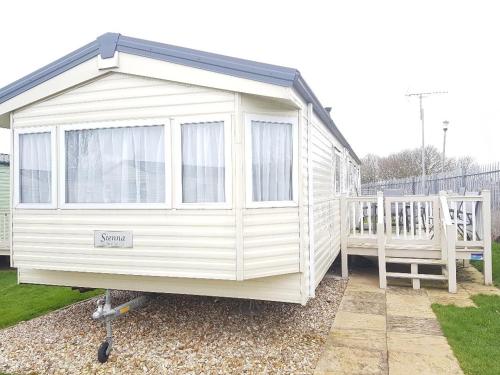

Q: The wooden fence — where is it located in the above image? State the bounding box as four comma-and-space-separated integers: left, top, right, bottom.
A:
361, 162, 500, 209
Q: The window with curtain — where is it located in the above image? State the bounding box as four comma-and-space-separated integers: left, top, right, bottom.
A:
334, 151, 341, 194
251, 120, 293, 202
181, 121, 225, 203
19, 132, 52, 203
65, 125, 165, 204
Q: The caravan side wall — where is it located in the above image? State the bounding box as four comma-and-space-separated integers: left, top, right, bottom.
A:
12, 73, 305, 303
311, 116, 341, 287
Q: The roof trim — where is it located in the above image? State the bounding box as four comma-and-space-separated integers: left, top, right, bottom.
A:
0, 32, 359, 163
0, 41, 99, 106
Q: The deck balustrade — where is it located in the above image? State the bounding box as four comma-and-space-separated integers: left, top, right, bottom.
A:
341, 190, 492, 292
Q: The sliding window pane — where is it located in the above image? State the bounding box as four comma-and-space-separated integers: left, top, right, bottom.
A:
65, 125, 165, 203
181, 121, 225, 203
19, 132, 52, 203
251, 120, 293, 201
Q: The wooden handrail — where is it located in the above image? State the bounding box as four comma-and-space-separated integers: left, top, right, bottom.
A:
439, 192, 453, 226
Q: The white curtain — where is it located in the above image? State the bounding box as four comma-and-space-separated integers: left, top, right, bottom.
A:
19, 132, 52, 203
251, 120, 293, 201
335, 153, 341, 193
181, 121, 225, 203
65, 125, 165, 203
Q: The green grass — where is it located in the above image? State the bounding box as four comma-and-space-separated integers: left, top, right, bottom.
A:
432, 242, 500, 375
433, 295, 500, 375
0, 269, 102, 329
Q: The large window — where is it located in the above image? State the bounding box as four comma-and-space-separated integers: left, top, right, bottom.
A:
61, 122, 169, 207
245, 115, 298, 207
173, 115, 232, 208
14, 127, 56, 208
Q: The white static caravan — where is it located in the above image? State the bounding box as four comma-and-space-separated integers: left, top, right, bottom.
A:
0, 34, 360, 306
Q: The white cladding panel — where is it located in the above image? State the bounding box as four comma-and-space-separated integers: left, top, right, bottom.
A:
243, 208, 300, 279
12, 210, 236, 279
12, 73, 235, 127
311, 122, 340, 287
19, 268, 303, 304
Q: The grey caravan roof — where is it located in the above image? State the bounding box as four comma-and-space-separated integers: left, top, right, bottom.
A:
0, 33, 360, 163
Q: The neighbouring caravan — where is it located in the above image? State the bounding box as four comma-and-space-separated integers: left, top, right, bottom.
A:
0, 33, 360, 306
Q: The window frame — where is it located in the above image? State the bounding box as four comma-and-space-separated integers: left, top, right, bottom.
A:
244, 113, 298, 208
13, 126, 57, 209
58, 119, 172, 209
172, 114, 233, 210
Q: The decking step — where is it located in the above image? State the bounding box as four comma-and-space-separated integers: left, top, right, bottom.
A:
386, 272, 447, 280
385, 257, 446, 265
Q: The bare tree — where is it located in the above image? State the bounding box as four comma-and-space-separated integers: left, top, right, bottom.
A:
360, 154, 380, 183
454, 156, 477, 174
361, 145, 470, 182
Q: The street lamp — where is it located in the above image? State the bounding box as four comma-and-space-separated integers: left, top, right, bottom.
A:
442, 120, 449, 174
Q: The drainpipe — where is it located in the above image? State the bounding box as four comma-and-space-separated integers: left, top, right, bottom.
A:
307, 103, 315, 297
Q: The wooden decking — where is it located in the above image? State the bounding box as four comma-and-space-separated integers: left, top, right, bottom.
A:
340, 190, 492, 293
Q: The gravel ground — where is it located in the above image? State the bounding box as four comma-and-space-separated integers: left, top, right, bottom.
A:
0, 276, 346, 375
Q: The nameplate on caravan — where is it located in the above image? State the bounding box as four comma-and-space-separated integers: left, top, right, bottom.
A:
94, 231, 133, 248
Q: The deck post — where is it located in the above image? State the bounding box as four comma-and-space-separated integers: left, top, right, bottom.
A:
411, 264, 420, 289
482, 190, 492, 285
447, 223, 457, 293
340, 196, 348, 278
377, 191, 386, 288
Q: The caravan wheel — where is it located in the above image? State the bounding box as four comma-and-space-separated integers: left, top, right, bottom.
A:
97, 341, 110, 363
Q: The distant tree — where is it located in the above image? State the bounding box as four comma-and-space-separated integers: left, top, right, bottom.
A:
454, 156, 477, 174
360, 145, 473, 183
360, 154, 379, 183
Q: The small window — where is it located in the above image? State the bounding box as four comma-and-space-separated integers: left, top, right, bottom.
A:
14, 127, 56, 208
334, 149, 341, 194
245, 115, 298, 207
173, 115, 232, 208
60, 122, 170, 208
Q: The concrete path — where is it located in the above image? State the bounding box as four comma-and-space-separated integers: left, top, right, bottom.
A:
314, 265, 499, 375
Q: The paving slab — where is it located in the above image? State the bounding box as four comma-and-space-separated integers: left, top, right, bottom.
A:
388, 351, 463, 375
314, 346, 388, 375
340, 295, 386, 315
426, 286, 476, 307
333, 311, 386, 331
328, 329, 387, 351
345, 282, 385, 294
386, 293, 435, 318
387, 332, 453, 356
387, 315, 443, 336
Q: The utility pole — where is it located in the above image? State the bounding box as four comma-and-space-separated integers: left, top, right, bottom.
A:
406, 91, 447, 193
442, 120, 449, 174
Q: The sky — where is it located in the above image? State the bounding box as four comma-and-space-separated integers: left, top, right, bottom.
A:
0, 0, 498, 163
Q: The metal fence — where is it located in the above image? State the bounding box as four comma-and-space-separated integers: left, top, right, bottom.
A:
361, 162, 500, 209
